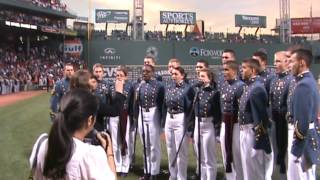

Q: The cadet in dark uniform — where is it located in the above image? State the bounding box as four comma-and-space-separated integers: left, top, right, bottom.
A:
269, 51, 294, 176
93, 63, 110, 105
187, 59, 209, 87
144, 56, 162, 82
163, 67, 194, 180
165, 58, 181, 88
252, 51, 275, 93
50, 63, 74, 119
253, 51, 275, 177
239, 58, 272, 180
108, 66, 134, 176
287, 49, 320, 180
188, 59, 209, 179
134, 64, 165, 180
220, 61, 244, 180
217, 49, 237, 91
193, 69, 221, 180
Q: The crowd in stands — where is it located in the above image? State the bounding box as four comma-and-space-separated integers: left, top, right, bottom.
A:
93, 30, 307, 44
0, 46, 84, 95
21, 0, 67, 12
0, 10, 66, 29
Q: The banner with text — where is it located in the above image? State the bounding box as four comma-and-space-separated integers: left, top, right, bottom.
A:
235, 14, 267, 28
291, 17, 320, 34
160, 11, 196, 25
95, 9, 129, 23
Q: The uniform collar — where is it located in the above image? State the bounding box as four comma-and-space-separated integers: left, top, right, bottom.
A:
278, 70, 289, 78
227, 79, 237, 85
259, 69, 267, 76
176, 80, 184, 87
246, 76, 257, 85
296, 71, 310, 81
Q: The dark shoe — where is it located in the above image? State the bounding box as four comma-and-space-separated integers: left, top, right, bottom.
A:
121, 173, 128, 177
139, 174, 151, 180
150, 175, 158, 180
190, 173, 199, 180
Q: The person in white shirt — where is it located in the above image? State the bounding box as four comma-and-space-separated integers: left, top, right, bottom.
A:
30, 89, 117, 180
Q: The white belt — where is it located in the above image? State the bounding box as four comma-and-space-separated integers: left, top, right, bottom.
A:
239, 124, 254, 131
197, 116, 213, 122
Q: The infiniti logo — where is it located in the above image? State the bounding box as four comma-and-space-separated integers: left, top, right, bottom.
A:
104, 48, 116, 55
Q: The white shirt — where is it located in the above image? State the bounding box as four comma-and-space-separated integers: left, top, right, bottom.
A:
30, 133, 115, 180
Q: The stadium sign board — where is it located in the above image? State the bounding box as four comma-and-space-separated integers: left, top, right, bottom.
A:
235, 14, 266, 28
291, 17, 320, 34
160, 11, 196, 25
95, 9, 129, 23
64, 39, 83, 57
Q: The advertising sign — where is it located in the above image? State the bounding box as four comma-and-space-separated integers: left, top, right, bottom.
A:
160, 11, 196, 25
235, 14, 267, 28
64, 39, 83, 57
291, 17, 320, 34
95, 9, 129, 23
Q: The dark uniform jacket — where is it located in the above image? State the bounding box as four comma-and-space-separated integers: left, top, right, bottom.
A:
291, 71, 320, 165
239, 76, 271, 153
163, 81, 194, 127
133, 79, 165, 124
50, 78, 70, 113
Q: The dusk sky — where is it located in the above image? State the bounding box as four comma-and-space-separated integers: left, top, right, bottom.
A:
62, 0, 319, 34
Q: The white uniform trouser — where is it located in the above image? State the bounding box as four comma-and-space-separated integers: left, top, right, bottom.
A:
129, 121, 136, 164
220, 122, 243, 180
109, 116, 131, 173
240, 124, 272, 180
267, 122, 275, 177
287, 124, 316, 180
165, 112, 188, 180
194, 117, 217, 180
138, 107, 161, 175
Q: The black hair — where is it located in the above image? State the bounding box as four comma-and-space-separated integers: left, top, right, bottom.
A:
196, 59, 209, 68
242, 58, 262, 74
143, 64, 155, 72
253, 51, 268, 63
173, 67, 186, 79
223, 49, 236, 56
224, 61, 238, 72
199, 69, 216, 87
292, 48, 313, 68
43, 89, 98, 179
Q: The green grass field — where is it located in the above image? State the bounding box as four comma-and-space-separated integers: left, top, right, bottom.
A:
0, 92, 319, 179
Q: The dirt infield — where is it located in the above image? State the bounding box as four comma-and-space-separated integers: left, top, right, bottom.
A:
0, 90, 46, 108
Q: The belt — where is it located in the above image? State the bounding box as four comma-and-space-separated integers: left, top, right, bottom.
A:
197, 116, 213, 122
168, 109, 184, 115
239, 124, 254, 131
288, 121, 315, 129
168, 112, 184, 119
141, 106, 156, 112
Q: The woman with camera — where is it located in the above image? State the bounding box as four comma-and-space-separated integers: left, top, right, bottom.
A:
29, 89, 117, 179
